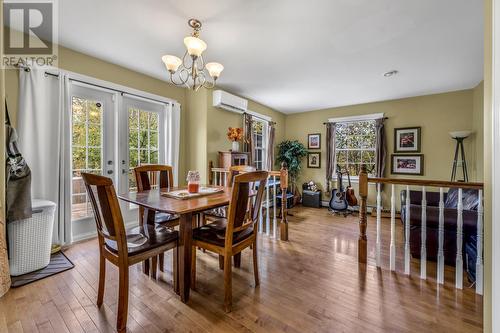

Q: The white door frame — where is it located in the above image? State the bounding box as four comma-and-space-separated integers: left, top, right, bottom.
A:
491, 0, 500, 331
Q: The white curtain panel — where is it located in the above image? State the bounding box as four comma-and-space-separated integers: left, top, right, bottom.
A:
18, 68, 72, 245
165, 102, 181, 186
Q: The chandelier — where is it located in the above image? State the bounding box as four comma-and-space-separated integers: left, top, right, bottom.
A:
162, 19, 224, 91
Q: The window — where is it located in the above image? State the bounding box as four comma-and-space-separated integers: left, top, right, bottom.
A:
71, 96, 103, 220
128, 108, 160, 191
252, 118, 268, 170
335, 120, 376, 177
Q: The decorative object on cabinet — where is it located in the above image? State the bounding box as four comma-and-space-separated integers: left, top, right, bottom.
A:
227, 127, 243, 152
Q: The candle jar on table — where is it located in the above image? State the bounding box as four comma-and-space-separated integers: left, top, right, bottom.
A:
186, 171, 200, 193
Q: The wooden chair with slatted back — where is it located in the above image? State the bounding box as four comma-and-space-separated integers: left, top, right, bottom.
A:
191, 171, 268, 312
81, 173, 179, 332
203, 165, 257, 222
134, 164, 179, 275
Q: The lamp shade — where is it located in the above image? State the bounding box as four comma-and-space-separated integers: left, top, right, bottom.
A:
205, 62, 224, 78
183, 36, 207, 57
162, 55, 182, 73
449, 130, 473, 139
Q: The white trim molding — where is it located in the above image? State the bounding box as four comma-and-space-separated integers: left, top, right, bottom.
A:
492, 0, 500, 331
246, 110, 272, 122
328, 112, 385, 123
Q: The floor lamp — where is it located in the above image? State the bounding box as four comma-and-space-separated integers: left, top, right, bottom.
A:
449, 130, 472, 182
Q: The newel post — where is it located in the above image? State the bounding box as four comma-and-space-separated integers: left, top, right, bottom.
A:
280, 162, 289, 241
358, 165, 368, 263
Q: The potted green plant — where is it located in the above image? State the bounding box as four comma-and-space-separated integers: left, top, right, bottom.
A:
276, 140, 307, 204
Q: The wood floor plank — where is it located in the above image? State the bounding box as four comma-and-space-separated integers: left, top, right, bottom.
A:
0, 206, 482, 332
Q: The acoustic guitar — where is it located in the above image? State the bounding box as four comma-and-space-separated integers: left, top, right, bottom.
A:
345, 171, 358, 207
329, 165, 348, 212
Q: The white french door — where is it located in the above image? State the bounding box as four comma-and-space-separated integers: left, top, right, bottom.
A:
69, 83, 168, 239
69, 84, 115, 233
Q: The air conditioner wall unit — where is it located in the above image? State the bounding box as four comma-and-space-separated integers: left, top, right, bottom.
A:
213, 90, 248, 113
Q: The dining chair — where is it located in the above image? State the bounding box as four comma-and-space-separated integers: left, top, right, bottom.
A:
203, 165, 257, 222
191, 170, 268, 312
202, 165, 257, 268
134, 164, 179, 275
81, 173, 179, 332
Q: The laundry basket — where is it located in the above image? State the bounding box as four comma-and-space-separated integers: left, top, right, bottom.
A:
7, 199, 56, 276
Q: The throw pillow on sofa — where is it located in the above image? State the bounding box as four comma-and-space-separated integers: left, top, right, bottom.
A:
444, 188, 479, 211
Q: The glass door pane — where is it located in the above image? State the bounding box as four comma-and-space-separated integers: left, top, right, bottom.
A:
71, 96, 104, 220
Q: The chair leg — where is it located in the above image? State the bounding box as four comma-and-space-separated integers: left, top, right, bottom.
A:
97, 254, 106, 307
223, 254, 232, 312
159, 253, 165, 272
173, 247, 179, 294
191, 247, 196, 290
233, 253, 241, 268
151, 256, 158, 280
117, 265, 129, 332
142, 259, 150, 275
253, 240, 260, 287
219, 255, 224, 270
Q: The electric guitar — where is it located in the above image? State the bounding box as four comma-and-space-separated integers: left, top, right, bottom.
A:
329, 165, 349, 212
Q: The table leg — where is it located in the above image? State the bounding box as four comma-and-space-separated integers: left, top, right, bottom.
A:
178, 212, 193, 303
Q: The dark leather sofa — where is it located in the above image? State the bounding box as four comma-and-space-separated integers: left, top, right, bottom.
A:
400, 189, 479, 279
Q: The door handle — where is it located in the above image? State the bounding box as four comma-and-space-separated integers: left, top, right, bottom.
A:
107, 170, 113, 175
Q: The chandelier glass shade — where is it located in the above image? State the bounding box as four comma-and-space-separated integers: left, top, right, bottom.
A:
162, 19, 223, 91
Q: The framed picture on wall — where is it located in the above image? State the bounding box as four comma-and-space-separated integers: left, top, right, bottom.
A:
394, 127, 421, 153
391, 154, 424, 175
308, 133, 321, 149
307, 152, 321, 168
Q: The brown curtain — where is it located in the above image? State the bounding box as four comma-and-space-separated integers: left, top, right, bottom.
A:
375, 118, 387, 177
266, 122, 275, 170
325, 122, 337, 193
243, 113, 254, 165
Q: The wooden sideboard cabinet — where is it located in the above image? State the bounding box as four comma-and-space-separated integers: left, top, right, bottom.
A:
218, 151, 250, 169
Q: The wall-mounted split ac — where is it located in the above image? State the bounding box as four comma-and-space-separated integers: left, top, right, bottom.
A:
213, 90, 248, 113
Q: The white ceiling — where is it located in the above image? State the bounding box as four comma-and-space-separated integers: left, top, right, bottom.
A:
54, 0, 483, 113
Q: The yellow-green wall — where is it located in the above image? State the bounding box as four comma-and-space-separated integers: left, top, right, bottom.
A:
286, 88, 482, 207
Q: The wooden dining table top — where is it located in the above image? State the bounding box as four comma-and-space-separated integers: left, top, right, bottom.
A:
118, 185, 248, 215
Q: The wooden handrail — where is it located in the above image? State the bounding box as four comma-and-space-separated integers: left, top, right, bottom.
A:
367, 177, 483, 190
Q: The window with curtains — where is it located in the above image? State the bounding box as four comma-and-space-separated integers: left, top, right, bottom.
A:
252, 117, 268, 170
335, 120, 376, 176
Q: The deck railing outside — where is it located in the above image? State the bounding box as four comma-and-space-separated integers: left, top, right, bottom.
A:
357, 164, 484, 295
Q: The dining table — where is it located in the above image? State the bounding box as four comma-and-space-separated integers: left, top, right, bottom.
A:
118, 185, 237, 303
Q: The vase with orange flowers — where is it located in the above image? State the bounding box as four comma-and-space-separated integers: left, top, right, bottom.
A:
227, 127, 243, 152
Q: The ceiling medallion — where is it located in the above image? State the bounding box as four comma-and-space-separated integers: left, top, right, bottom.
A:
162, 19, 223, 91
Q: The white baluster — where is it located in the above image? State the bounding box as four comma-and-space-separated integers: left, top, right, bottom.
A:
437, 187, 445, 284
456, 188, 463, 289
273, 175, 277, 239
404, 185, 411, 275
376, 183, 382, 267
213, 171, 217, 186
476, 189, 484, 295
266, 176, 270, 236
420, 186, 427, 280
390, 184, 396, 271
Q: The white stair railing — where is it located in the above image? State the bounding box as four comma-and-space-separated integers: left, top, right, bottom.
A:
358, 168, 484, 294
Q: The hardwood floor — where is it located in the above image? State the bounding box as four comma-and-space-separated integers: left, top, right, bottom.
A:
0, 206, 483, 332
